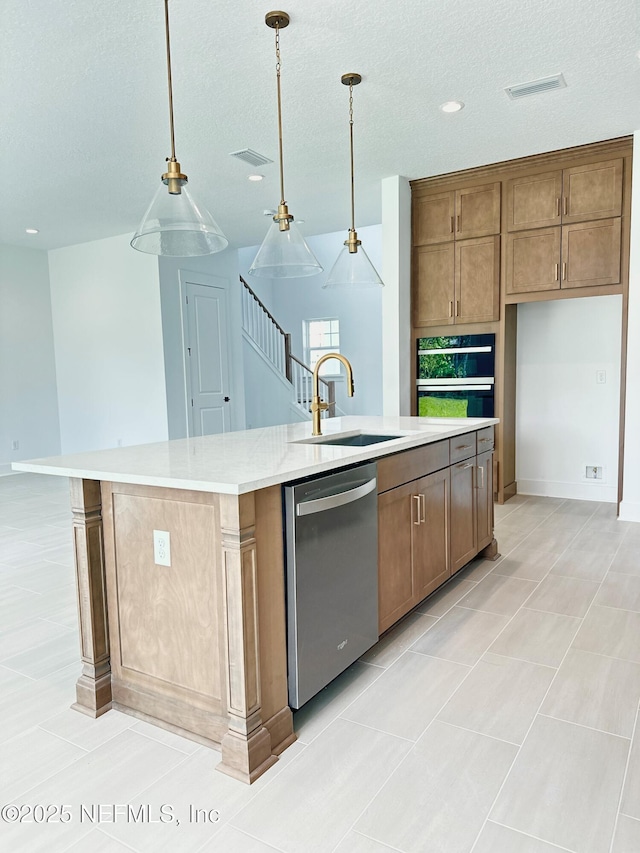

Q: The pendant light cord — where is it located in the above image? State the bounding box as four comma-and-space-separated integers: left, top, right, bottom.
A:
349, 81, 356, 233
275, 23, 286, 204
164, 0, 177, 162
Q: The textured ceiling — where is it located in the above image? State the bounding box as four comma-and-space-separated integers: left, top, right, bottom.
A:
3, 0, 640, 251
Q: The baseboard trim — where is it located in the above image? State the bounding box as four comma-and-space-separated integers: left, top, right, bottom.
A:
619, 500, 640, 523
517, 478, 617, 502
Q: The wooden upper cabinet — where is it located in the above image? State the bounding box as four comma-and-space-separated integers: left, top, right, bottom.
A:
414, 237, 499, 327
507, 171, 562, 231
563, 218, 621, 289
413, 182, 500, 246
563, 160, 623, 224
507, 159, 623, 232
413, 243, 455, 326
506, 227, 561, 295
456, 183, 501, 239
455, 236, 500, 323
413, 192, 455, 245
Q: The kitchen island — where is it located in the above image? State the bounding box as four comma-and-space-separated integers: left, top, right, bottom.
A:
13, 415, 498, 783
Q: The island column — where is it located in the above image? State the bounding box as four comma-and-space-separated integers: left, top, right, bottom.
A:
217, 491, 281, 783
69, 478, 112, 717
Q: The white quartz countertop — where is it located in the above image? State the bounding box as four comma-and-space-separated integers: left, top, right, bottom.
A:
12, 416, 498, 495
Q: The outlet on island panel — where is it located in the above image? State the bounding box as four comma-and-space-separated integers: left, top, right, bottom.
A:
153, 530, 171, 566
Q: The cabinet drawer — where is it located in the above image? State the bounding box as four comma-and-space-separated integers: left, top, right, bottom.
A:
449, 433, 477, 463
476, 426, 495, 453
377, 440, 449, 493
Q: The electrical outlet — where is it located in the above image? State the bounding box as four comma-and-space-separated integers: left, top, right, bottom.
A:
11, 440, 19, 451
117, 438, 123, 447
585, 466, 603, 480
596, 370, 607, 385
153, 530, 171, 566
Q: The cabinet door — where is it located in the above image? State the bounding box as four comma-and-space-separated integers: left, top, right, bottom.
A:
505, 227, 561, 294
506, 171, 562, 231
563, 159, 623, 224
562, 218, 622, 289
412, 468, 450, 603
378, 481, 416, 634
455, 182, 501, 239
413, 191, 455, 246
450, 457, 477, 573
476, 450, 494, 553
455, 236, 500, 323
413, 244, 455, 327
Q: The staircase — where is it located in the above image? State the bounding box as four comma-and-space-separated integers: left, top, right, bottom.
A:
240, 277, 336, 421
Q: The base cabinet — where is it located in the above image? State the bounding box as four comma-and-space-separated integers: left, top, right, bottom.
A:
450, 457, 477, 574
378, 428, 496, 635
378, 469, 450, 634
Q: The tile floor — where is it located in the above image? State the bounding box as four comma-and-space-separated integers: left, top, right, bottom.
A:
1, 473, 640, 852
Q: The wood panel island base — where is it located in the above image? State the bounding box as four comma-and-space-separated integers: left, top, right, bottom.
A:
13, 416, 498, 784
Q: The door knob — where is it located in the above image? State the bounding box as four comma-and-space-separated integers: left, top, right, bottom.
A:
224, 396, 230, 402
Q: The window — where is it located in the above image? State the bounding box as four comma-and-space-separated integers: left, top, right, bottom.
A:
303, 318, 341, 377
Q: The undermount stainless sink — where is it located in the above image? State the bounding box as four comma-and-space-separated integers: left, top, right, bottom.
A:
296, 432, 403, 447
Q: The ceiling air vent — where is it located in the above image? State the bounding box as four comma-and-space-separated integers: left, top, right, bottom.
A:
229, 148, 274, 167
505, 74, 567, 100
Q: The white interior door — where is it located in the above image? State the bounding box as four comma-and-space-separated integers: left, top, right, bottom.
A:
183, 279, 232, 436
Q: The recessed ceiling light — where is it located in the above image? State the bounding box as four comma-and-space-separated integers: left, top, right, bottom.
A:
248, 174, 264, 182
25, 228, 39, 234
440, 101, 464, 113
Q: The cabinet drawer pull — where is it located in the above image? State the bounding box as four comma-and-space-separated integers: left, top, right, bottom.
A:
562, 262, 566, 281
450, 215, 454, 233
476, 465, 485, 489
478, 437, 492, 443
556, 197, 561, 217
412, 494, 421, 525
455, 443, 473, 451
455, 300, 460, 317
554, 263, 559, 281
563, 196, 568, 215
419, 493, 426, 524
448, 300, 453, 318
458, 461, 474, 470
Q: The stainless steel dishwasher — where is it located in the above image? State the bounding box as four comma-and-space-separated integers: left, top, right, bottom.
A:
284, 462, 379, 709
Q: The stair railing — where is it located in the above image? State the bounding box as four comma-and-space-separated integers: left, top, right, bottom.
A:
240, 276, 292, 380
240, 276, 336, 417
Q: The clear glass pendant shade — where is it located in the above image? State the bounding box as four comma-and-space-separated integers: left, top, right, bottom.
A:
248, 220, 323, 278
323, 242, 384, 289
130, 179, 228, 257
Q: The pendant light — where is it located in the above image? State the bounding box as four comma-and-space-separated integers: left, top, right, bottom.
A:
130, 0, 228, 257
248, 12, 322, 279
324, 74, 383, 289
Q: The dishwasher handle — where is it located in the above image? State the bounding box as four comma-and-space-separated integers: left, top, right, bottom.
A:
296, 477, 377, 516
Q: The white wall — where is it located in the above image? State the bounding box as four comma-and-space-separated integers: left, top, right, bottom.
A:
239, 225, 383, 418
0, 245, 61, 472
48, 234, 168, 453
159, 250, 245, 439
381, 176, 412, 416
516, 296, 622, 501
620, 131, 640, 521
243, 335, 308, 429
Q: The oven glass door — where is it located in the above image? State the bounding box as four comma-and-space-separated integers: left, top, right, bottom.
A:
417, 385, 495, 418
417, 334, 495, 380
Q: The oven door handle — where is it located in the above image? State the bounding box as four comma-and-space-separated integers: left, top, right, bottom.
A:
417, 384, 494, 391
